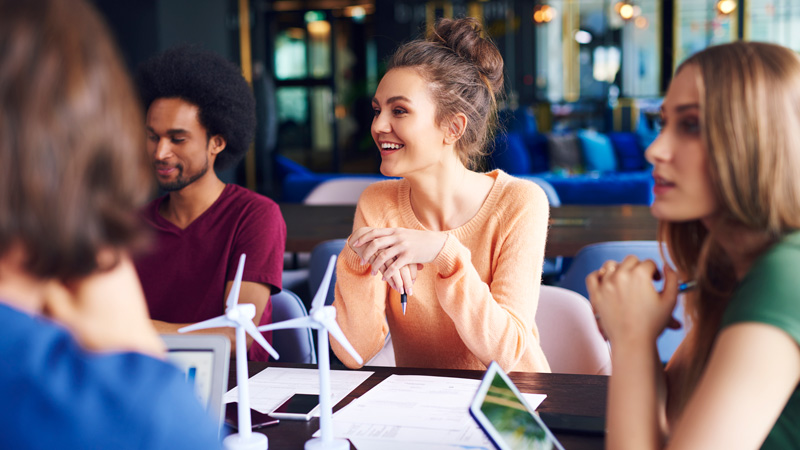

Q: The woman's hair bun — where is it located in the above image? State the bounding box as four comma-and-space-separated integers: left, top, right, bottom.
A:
430, 17, 504, 94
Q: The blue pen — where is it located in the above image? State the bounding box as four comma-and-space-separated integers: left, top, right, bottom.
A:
401, 293, 407, 315
678, 280, 697, 293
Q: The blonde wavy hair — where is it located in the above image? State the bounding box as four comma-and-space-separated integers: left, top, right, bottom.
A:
663, 41, 800, 414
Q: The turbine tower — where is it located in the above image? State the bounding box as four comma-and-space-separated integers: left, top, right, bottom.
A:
258, 255, 363, 450
180, 254, 279, 450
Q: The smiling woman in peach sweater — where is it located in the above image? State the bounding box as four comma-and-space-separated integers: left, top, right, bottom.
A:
330, 18, 550, 373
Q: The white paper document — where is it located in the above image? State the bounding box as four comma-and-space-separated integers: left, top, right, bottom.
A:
318, 374, 547, 450
224, 367, 373, 416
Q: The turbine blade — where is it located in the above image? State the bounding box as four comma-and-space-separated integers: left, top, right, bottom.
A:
178, 316, 231, 333
257, 316, 315, 332
243, 319, 280, 360
225, 254, 247, 311
310, 255, 337, 313
323, 316, 363, 365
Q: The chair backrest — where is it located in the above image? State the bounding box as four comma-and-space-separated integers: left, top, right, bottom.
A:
309, 239, 347, 307
535, 285, 611, 375
364, 332, 396, 367
559, 241, 665, 298
557, 241, 685, 363
251, 289, 316, 364
303, 177, 386, 205
519, 175, 561, 207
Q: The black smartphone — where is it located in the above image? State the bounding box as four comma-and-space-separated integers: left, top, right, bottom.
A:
224, 402, 280, 430
269, 393, 320, 421
537, 411, 606, 436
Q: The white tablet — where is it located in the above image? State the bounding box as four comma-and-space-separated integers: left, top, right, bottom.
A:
469, 361, 565, 450
162, 334, 230, 430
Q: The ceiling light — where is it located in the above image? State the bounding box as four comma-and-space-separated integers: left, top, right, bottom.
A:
574, 30, 592, 44
533, 4, 557, 24
717, 0, 736, 15
619, 4, 634, 20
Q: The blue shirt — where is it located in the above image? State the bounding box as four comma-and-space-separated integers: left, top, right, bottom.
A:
0, 303, 221, 450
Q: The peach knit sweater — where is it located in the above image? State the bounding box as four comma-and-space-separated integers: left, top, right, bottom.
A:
331, 170, 551, 373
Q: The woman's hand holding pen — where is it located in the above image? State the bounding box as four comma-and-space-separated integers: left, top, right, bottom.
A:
585, 255, 681, 346
349, 227, 446, 297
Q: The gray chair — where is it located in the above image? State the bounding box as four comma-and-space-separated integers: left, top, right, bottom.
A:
520, 175, 561, 207
557, 241, 685, 363
309, 239, 347, 307
251, 289, 316, 363
303, 177, 386, 205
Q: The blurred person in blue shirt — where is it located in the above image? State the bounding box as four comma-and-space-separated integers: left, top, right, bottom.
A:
0, 0, 221, 449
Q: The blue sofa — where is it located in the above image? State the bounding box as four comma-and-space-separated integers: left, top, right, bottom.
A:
276, 108, 658, 206
486, 108, 657, 205
276, 156, 387, 203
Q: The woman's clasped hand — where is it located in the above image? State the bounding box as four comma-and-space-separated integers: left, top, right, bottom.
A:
348, 226, 446, 296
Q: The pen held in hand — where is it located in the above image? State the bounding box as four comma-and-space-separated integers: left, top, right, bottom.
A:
401, 293, 407, 315
677, 280, 697, 294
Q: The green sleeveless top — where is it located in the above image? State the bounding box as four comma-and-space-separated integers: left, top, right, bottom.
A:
721, 231, 800, 449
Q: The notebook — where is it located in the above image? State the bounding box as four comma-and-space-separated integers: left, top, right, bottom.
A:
469, 361, 565, 450
162, 334, 230, 430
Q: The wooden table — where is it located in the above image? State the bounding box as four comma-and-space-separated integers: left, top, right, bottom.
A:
281, 203, 658, 257
229, 362, 607, 449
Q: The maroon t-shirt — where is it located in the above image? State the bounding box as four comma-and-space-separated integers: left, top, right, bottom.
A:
135, 184, 285, 334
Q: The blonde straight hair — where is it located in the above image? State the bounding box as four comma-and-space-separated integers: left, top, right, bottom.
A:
663, 41, 800, 413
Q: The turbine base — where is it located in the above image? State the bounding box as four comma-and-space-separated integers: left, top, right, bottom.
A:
223, 432, 268, 450
304, 437, 349, 450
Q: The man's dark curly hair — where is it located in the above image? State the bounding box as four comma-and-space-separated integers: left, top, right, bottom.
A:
136, 46, 256, 171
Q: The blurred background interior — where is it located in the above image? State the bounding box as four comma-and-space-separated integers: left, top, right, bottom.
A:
92, 0, 799, 203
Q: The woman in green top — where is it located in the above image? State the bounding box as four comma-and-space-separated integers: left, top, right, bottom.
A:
588, 42, 800, 449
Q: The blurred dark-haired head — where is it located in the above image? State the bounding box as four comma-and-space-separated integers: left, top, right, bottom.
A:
0, 0, 152, 280
136, 46, 256, 172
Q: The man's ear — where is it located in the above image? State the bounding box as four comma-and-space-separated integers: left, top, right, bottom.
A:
443, 113, 468, 145
208, 135, 227, 156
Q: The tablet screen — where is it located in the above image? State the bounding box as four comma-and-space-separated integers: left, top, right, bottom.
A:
469, 362, 564, 450
166, 349, 216, 409
162, 334, 230, 431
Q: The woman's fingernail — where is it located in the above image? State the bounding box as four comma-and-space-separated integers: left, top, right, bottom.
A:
408, 287, 413, 296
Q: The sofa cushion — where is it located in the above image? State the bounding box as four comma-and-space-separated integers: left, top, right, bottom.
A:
577, 130, 617, 173
608, 132, 647, 171
523, 131, 550, 173
275, 154, 312, 178
636, 111, 660, 151
547, 133, 583, 173
489, 132, 531, 174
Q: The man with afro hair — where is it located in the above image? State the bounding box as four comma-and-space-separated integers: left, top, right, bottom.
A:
133, 46, 285, 358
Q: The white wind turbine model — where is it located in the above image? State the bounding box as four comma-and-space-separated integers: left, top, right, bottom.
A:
179, 254, 279, 450
258, 255, 363, 450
